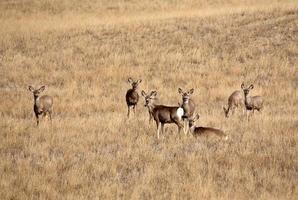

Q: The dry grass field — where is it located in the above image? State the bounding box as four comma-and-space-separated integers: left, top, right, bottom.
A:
1, 0, 298, 199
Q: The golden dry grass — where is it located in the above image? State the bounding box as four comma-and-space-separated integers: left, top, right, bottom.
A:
0, 0, 298, 199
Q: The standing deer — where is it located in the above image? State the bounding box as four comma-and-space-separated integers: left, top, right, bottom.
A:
241, 83, 263, 119
28, 85, 53, 126
178, 88, 196, 135
189, 114, 228, 140
223, 90, 244, 118
126, 78, 142, 118
141, 90, 184, 139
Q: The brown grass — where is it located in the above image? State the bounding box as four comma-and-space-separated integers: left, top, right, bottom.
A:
0, 0, 298, 199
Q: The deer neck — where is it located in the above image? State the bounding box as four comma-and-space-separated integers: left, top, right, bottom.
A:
34, 96, 40, 105
182, 98, 190, 106
132, 87, 137, 92
182, 99, 193, 117
147, 103, 156, 113
189, 126, 195, 133
189, 125, 196, 133
244, 94, 252, 108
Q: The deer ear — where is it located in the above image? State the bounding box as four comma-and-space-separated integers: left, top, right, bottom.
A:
141, 90, 147, 97
195, 114, 200, 121
249, 84, 254, 89
29, 86, 34, 92
38, 86, 46, 92
151, 90, 157, 97
241, 83, 245, 89
178, 88, 183, 94
189, 88, 194, 94
137, 79, 142, 84
128, 77, 133, 83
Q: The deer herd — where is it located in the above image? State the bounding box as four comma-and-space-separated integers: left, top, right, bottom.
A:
28, 78, 263, 140
124, 78, 264, 140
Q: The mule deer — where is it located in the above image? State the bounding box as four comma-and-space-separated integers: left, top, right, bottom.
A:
223, 90, 244, 118
28, 85, 53, 126
126, 78, 142, 118
142, 90, 184, 139
241, 83, 263, 119
178, 88, 196, 135
189, 114, 228, 140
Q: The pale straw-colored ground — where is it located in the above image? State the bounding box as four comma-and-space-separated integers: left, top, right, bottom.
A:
0, 0, 297, 199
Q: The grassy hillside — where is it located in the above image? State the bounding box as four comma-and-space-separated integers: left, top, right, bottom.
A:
0, 0, 294, 17
0, 1, 297, 199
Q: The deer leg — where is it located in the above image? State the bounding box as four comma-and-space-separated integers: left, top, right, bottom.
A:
252, 109, 256, 118
42, 112, 47, 123
183, 119, 186, 134
178, 122, 183, 134
183, 119, 189, 135
175, 120, 184, 134
35, 113, 39, 126
133, 105, 136, 114
225, 107, 229, 118
149, 112, 152, 123
186, 119, 190, 135
156, 122, 161, 139
246, 110, 251, 121
48, 110, 52, 123
231, 106, 235, 115
127, 106, 130, 118
161, 123, 164, 135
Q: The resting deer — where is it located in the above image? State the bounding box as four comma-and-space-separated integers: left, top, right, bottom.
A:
223, 90, 244, 118
241, 83, 263, 119
178, 88, 196, 135
28, 85, 53, 126
126, 78, 142, 118
141, 90, 184, 139
189, 114, 228, 140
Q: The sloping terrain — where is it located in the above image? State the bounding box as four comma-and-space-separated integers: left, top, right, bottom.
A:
0, 2, 297, 199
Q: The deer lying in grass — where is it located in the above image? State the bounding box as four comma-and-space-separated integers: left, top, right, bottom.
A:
223, 90, 244, 118
28, 85, 53, 126
126, 78, 142, 118
241, 83, 263, 119
189, 114, 228, 140
142, 90, 184, 139
178, 88, 196, 135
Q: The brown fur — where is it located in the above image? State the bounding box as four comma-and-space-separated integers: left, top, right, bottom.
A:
223, 90, 244, 118
126, 78, 142, 118
178, 88, 196, 134
241, 83, 264, 119
189, 114, 228, 140
142, 90, 184, 139
29, 85, 53, 126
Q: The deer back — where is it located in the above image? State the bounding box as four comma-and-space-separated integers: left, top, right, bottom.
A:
228, 90, 244, 107
126, 89, 139, 105
37, 95, 53, 112
193, 127, 223, 137
251, 96, 263, 109
153, 105, 183, 123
